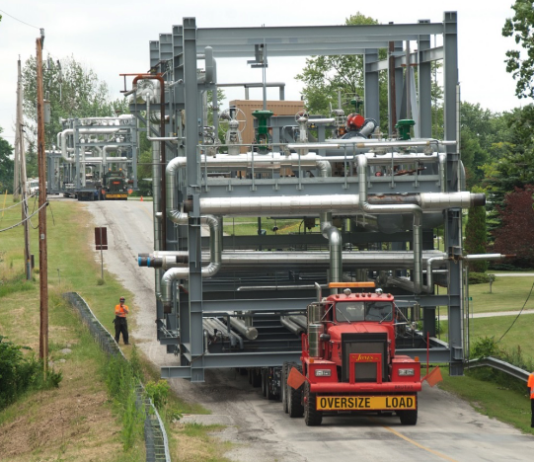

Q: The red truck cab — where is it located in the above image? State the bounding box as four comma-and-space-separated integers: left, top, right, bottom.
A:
296, 283, 421, 426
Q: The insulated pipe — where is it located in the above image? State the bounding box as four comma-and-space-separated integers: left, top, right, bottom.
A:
358, 155, 423, 293
139, 250, 448, 270
130, 73, 167, 249
228, 317, 259, 340
280, 316, 304, 335
289, 315, 308, 330
160, 215, 221, 308
317, 160, 342, 292
191, 192, 484, 217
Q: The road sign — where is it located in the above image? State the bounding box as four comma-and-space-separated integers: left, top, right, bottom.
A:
95, 227, 108, 250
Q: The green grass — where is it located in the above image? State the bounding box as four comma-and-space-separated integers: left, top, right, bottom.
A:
439, 367, 534, 434
467, 276, 534, 313
222, 217, 312, 236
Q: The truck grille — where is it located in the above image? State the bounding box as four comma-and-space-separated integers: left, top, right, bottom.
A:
341, 332, 388, 383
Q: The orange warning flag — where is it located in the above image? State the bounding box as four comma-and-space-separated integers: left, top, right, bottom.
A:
287, 366, 307, 390
424, 366, 443, 387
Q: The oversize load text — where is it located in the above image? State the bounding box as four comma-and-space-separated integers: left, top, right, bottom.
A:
316, 395, 416, 410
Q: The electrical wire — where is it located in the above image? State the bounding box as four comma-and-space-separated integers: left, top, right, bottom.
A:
0, 201, 48, 233
497, 280, 534, 343
0, 8, 40, 30
0, 193, 37, 212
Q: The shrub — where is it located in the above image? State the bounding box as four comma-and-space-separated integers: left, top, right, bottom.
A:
0, 336, 62, 410
468, 272, 496, 284
145, 380, 170, 411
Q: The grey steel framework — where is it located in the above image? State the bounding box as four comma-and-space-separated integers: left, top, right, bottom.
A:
132, 12, 487, 382
46, 116, 139, 196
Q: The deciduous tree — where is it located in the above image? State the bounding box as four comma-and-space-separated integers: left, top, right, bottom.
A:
503, 0, 534, 100
0, 127, 14, 194
493, 185, 534, 267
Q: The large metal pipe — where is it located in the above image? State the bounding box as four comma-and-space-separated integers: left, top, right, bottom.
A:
358, 154, 423, 293
191, 191, 484, 217
160, 214, 221, 308
317, 160, 342, 292
280, 316, 304, 335
142, 250, 449, 270
228, 317, 258, 340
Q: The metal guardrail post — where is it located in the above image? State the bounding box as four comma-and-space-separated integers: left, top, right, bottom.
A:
62, 292, 172, 462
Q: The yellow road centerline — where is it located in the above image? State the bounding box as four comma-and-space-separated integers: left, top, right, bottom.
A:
370, 418, 460, 462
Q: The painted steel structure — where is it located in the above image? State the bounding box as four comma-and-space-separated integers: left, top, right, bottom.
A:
46, 116, 139, 197
133, 12, 490, 382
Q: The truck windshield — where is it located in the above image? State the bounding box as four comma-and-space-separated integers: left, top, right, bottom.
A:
335, 301, 393, 323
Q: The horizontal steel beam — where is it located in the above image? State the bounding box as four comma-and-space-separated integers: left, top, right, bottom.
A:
201, 298, 314, 313
368, 46, 444, 72
196, 23, 445, 58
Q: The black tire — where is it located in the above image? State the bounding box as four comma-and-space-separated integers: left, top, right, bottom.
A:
248, 369, 253, 385
282, 363, 289, 413
303, 381, 322, 426
251, 369, 262, 388
288, 364, 304, 418
261, 369, 268, 397
266, 368, 276, 400
398, 409, 418, 425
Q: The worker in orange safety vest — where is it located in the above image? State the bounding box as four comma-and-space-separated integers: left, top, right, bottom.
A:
529, 372, 534, 428
114, 296, 130, 345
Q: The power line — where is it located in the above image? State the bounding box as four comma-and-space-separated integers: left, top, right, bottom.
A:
0, 8, 40, 30
497, 280, 534, 343
0, 201, 47, 233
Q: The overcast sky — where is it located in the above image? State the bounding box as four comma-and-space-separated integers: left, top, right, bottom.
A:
0, 1, 521, 144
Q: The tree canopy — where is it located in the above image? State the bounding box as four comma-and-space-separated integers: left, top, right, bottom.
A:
0, 127, 14, 194
503, 0, 534, 100
22, 55, 126, 148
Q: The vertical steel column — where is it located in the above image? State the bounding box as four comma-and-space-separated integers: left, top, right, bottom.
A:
395, 41, 404, 125
443, 11, 463, 376
364, 49, 380, 124
131, 125, 138, 190
74, 120, 80, 189
183, 17, 205, 382
388, 41, 397, 136
418, 21, 432, 138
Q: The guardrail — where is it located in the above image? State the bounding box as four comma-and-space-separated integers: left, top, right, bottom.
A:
468, 356, 531, 382
63, 292, 171, 462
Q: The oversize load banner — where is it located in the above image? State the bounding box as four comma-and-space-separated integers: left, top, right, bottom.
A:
316, 395, 416, 411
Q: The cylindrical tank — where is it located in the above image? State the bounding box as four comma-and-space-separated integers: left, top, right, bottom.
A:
308, 323, 324, 358
308, 304, 325, 325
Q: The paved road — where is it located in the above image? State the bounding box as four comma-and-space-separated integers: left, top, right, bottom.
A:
82, 199, 534, 462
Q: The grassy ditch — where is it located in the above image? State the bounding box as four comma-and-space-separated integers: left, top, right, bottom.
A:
439, 367, 534, 435
0, 196, 228, 462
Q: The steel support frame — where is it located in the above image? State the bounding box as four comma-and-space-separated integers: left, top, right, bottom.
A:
146, 13, 464, 381
442, 12, 463, 376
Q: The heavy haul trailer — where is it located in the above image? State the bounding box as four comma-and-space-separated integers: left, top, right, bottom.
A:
46, 116, 139, 200
132, 12, 510, 401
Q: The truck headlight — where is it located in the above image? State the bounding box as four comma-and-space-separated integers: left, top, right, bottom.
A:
398, 368, 415, 376
315, 369, 331, 377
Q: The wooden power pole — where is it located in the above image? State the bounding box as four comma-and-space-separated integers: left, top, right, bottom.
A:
36, 29, 48, 375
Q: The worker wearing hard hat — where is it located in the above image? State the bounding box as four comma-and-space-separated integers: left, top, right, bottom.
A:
529, 372, 534, 428
114, 296, 130, 345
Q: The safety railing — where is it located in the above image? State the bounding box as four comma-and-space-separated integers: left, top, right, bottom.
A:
63, 292, 171, 462
467, 356, 531, 383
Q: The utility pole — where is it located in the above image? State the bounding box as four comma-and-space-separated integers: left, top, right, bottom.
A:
13, 67, 21, 202
36, 29, 48, 376
17, 57, 31, 280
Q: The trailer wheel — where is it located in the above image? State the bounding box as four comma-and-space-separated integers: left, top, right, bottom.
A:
303, 381, 322, 426
266, 368, 277, 400
288, 364, 304, 418
398, 409, 418, 425
281, 363, 289, 413
261, 369, 267, 397
251, 369, 262, 388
